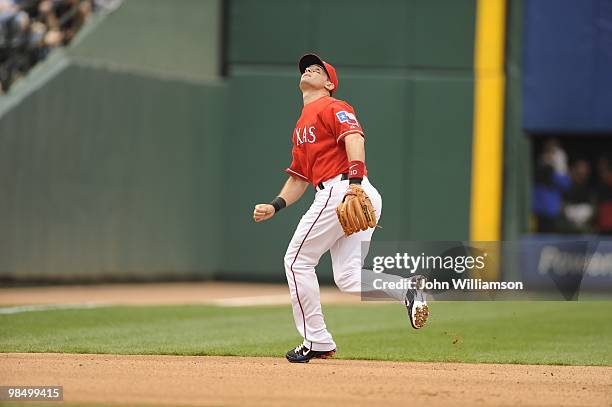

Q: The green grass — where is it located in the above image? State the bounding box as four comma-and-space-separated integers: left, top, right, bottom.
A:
1, 302, 611, 366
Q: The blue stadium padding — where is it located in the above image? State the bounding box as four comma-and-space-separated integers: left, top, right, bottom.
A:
523, 0, 612, 132
520, 234, 612, 292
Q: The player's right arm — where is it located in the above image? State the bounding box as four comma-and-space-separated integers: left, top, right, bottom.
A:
253, 175, 309, 222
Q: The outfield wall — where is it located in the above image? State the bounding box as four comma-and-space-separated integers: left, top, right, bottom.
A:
222, 0, 477, 280
0, 0, 225, 280
0, 62, 226, 280
0, 0, 481, 282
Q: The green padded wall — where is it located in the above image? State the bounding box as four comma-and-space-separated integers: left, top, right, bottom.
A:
70, 0, 221, 80
224, 0, 476, 281
222, 74, 474, 281
220, 70, 310, 279
0, 64, 225, 280
406, 76, 474, 240
0, 0, 225, 281
229, 0, 475, 69
220, 70, 416, 281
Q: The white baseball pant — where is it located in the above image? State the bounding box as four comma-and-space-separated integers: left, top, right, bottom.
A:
284, 175, 402, 352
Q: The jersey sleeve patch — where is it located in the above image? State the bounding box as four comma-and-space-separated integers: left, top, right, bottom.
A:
335, 110, 359, 126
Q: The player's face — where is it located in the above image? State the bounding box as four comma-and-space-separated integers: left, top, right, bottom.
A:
300, 64, 331, 93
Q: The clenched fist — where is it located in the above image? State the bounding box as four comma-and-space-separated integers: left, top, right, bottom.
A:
253, 204, 275, 222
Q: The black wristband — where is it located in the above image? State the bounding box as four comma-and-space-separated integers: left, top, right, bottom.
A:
270, 196, 287, 213
349, 178, 362, 185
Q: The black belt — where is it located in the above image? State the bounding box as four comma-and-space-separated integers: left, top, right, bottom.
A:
317, 173, 348, 190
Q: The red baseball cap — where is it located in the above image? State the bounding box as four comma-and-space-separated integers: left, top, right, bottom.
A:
299, 53, 338, 94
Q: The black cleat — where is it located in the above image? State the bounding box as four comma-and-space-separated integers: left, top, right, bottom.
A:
405, 275, 429, 329
286, 344, 336, 363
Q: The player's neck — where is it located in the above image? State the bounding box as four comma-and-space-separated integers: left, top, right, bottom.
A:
302, 90, 329, 106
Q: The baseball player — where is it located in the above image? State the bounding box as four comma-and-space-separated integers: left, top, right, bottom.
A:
253, 54, 429, 363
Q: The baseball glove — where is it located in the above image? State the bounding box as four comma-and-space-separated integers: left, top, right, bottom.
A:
336, 184, 378, 236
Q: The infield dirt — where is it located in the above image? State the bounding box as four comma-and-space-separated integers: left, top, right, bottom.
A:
3, 353, 612, 407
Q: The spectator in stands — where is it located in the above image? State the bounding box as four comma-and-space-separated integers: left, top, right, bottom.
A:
1, 0, 33, 91
562, 159, 594, 233
596, 156, 612, 234
0, 0, 93, 92
0, 0, 64, 93
532, 139, 571, 233
38, 0, 91, 45
0, 1, 30, 45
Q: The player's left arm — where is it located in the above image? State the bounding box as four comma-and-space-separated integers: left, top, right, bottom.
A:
337, 132, 378, 235
344, 133, 366, 184
344, 133, 365, 162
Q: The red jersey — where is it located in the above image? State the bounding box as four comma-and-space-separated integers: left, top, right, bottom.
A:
285, 96, 367, 186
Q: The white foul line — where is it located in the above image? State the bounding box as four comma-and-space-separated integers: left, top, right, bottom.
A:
0, 303, 108, 315
0, 297, 290, 313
